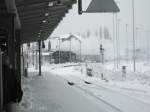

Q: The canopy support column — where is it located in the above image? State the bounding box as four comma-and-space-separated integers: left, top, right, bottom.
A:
16, 30, 21, 84
38, 40, 41, 76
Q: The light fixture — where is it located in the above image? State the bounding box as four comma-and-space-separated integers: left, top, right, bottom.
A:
48, 2, 54, 7
48, 1, 62, 7
45, 13, 49, 16
42, 20, 47, 23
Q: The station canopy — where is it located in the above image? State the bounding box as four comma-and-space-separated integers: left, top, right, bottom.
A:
15, 0, 76, 43
1, 0, 119, 43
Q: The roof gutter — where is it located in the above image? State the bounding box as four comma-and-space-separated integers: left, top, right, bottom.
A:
5, 0, 21, 29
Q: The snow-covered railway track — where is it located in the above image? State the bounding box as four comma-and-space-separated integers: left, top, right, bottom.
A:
75, 84, 123, 112
63, 74, 150, 105
85, 82, 150, 105
57, 75, 123, 112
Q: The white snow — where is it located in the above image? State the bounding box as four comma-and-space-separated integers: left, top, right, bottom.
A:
19, 62, 150, 112
49, 62, 150, 112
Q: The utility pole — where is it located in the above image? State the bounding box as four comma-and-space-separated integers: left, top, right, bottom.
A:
116, 13, 119, 68
117, 19, 120, 65
132, 0, 136, 72
136, 27, 138, 61
113, 13, 116, 69
126, 24, 129, 64
79, 42, 82, 62
115, 0, 120, 69
147, 31, 150, 62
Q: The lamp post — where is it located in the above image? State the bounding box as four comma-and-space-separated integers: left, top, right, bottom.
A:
115, 0, 120, 69
115, 13, 119, 68
147, 31, 150, 62
79, 41, 82, 62
113, 13, 116, 69
126, 24, 129, 64
135, 27, 139, 61
117, 19, 121, 65
132, 0, 136, 72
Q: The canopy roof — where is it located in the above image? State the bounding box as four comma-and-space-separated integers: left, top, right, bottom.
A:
1, 0, 119, 43
15, 0, 76, 43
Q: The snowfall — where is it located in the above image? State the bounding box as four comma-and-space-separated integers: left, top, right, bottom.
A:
16, 61, 150, 112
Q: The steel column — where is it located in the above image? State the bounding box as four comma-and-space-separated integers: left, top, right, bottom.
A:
16, 30, 21, 84
38, 40, 41, 76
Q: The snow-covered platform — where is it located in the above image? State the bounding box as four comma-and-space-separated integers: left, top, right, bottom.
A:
17, 63, 150, 112
17, 71, 107, 112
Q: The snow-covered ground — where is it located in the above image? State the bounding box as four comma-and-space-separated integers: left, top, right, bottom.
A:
49, 62, 150, 112
18, 62, 150, 112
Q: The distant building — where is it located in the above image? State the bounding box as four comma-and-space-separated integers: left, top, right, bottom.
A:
52, 50, 77, 64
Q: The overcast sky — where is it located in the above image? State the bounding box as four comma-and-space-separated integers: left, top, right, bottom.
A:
48, 0, 150, 56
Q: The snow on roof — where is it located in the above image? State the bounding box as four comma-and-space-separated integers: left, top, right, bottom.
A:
50, 34, 82, 42
59, 34, 82, 42
59, 34, 71, 39
71, 34, 82, 42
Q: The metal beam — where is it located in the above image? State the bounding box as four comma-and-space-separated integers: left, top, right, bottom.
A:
18, 4, 67, 13
16, 0, 53, 7
16, 0, 75, 7
21, 28, 57, 37
21, 14, 64, 21
21, 28, 54, 37
21, 16, 63, 24
19, 8, 67, 17
22, 24, 57, 31
21, 22, 57, 30
21, 18, 61, 26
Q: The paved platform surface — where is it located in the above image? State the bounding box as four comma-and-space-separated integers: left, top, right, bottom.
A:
17, 71, 107, 112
